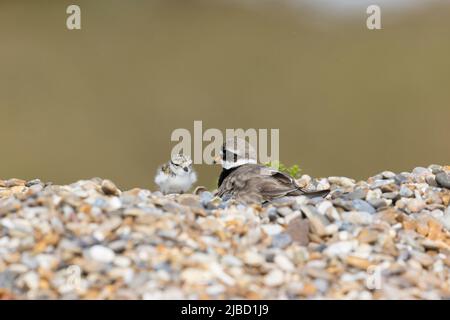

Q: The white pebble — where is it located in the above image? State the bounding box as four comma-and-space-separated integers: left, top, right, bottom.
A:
264, 269, 284, 287
88, 245, 115, 264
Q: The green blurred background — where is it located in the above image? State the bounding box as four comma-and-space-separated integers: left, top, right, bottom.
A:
0, 0, 449, 190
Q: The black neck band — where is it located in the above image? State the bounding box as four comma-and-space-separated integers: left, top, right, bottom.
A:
218, 166, 239, 188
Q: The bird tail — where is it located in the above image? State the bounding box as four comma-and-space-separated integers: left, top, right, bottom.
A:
289, 188, 330, 198
305, 189, 330, 198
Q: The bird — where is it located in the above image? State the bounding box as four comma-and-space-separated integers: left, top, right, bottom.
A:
155, 154, 197, 195
215, 137, 330, 204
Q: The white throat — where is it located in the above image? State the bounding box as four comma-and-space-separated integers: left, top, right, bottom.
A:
222, 158, 257, 170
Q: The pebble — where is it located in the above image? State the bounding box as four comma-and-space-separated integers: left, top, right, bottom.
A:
300, 205, 329, 236
436, 172, 450, 189
369, 198, 390, 209
426, 175, 439, 187
352, 199, 376, 214
181, 268, 213, 285
399, 185, 414, 198
440, 207, 450, 230
243, 251, 265, 266
313, 279, 329, 293
88, 245, 116, 264
318, 201, 340, 222
328, 177, 355, 188
381, 171, 396, 179
274, 255, 295, 272
22, 271, 39, 290
394, 173, 410, 184
357, 229, 379, 244
406, 199, 426, 213
5, 178, 26, 188
324, 241, 356, 257
101, 179, 120, 196
382, 192, 400, 201
261, 224, 283, 236
263, 269, 284, 287
222, 255, 243, 267
341, 211, 374, 225
277, 207, 292, 217
271, 233, 293, 249
0, 271, 17, 290
267, 207, 278, 222
346, 256, 371, 270
345, 188, 367, 200
429, 164, 443, 174
114, 256, 131, 268
25, 179, 42, 187
286, 217, 310, 246
370, 179, 395, 189
199, 191, 213, 206
412, 167, 430, 176
297, 174, 311, 187
366, 189, 382, 201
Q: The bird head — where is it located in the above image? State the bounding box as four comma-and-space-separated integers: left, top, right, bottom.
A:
216, 137, 257, 169
170, 153, 193, 175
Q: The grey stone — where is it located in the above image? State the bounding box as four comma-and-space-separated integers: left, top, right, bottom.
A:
267, 207, 278, 222
436, 172, 450, 189
425, 176, 439, 187
277, 207, 293, 217
370, 179, 395, 189
369, 198, 389, 209
200, 191, 213, 206
314, 278, 329, 293
352, 199, 376, 214
344, 188, 367, 200
412, 167, 430, 175
382, 192, 400, 201
381, 171, 396, 179
394, 174, 410, 184
399, 186, 413, 198
0, 271, 18, 290
26, 179, 42, 187
429, 164, 443, 174
271, 233, 293, 249
332, 198, 353, 211
341, 211, 374, 225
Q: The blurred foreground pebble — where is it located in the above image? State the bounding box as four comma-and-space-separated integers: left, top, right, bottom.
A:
0, 165, 450, 299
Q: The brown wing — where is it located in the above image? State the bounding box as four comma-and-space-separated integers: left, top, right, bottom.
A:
217, 164, 330, 204
255, 166, 302, 200
260, 168, 330, 198
217, 164, 299, 203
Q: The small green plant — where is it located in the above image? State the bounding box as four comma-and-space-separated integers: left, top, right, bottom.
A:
265, 160, 302, 179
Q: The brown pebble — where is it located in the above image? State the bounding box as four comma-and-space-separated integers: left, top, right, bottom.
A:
357, 229, 379, 244
101, 179, 120, 196
286, 217, 310, 246
346, 256, 371, 270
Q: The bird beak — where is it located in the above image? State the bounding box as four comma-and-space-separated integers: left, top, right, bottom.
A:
213, 155, 222, 164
